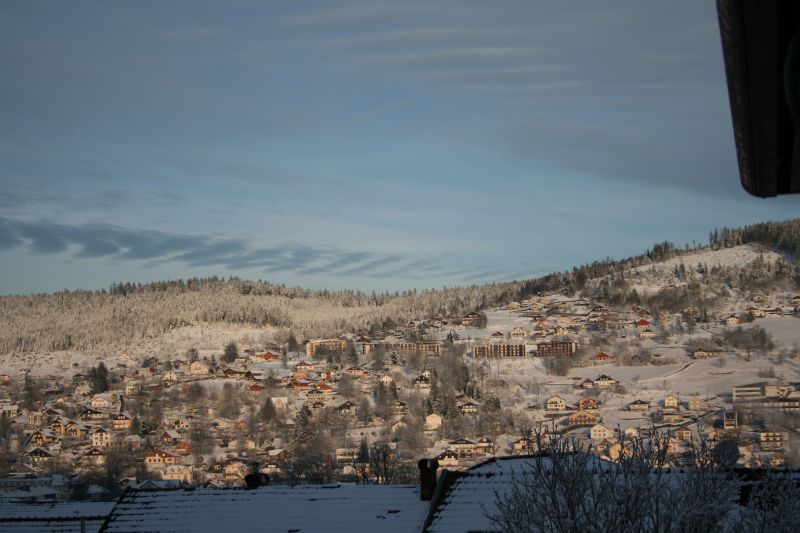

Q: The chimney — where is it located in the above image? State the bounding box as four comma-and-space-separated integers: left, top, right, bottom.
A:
244, 461, 269, 489
418, 458, 439, 501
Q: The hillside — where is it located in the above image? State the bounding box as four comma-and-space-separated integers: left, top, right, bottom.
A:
0, 220, 798, 360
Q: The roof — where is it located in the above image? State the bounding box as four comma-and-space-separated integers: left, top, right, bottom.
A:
101, 484, 427, 532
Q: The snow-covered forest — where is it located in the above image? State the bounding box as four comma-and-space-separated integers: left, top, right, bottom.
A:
1, 219, 798, 355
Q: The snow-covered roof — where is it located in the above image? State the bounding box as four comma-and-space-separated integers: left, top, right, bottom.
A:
102, 484, 427, 532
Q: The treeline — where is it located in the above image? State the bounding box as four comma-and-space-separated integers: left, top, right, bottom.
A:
710, 218, 800, 257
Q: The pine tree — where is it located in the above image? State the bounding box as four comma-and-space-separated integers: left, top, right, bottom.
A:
292, 404, 312, 448
223, 342, 238, 364
89, 362, 109, 394
347, 345, 359, 366
259, 398, 276, 423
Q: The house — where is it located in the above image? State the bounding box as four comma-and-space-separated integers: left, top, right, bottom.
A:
723, 412, 738, 429
510, 327, 528, 339
725, 314, 740, 326
90, 394, 113, 410
27, 447, 54, 464
635, 319, 651, 328
458, 402, 480, 415
688, 395, 709, 411
639, 329, 656, 339
448, 438, 480, 458
112, 412, 133, 431
590, 424, 615, 440
569, 410, 599, 425
392, 400, 408, 415
189, 361, 209, 375
628, 399, 651, 412
414, 375, 431, 389
577, 378, 595, 389
144, 450, 179, 470
255, 351, 281, 361
490, 331, 505, 339
591, 351, 614, 364
436, 449, 461, 468
694, 349, 723, 359
336, 401, 357, 416
759, 429, 789, 451
578, 397, 600, 410
675, 426, 693, 442
664, 394, 680, 410
162, 465, 193, 484
461, 311, 483, 326
162, 429, 181, 445
92, 427, 111, 448
546, 396, 567, 411
594, 375, 618, 389
83, 447, 106, 466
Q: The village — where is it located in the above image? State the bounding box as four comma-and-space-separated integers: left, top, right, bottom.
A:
2, 276, 800, 503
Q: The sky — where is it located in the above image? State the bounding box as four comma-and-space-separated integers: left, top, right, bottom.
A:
1, 0, 799, 295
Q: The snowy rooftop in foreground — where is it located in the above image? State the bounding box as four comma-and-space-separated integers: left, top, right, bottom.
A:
101, 483, 427, 533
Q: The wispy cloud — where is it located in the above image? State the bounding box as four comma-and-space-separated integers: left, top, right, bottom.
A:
0, 217, 456, 280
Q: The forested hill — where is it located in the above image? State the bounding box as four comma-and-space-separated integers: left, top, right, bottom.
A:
1, 219, 799, 354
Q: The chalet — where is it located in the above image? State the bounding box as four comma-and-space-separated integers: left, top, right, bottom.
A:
458, 402, 480, 415
639, 329, 656, 339
448, 438, 480, 458
65, 421, 88, 438
255, 351, 282, 361
724, 315, 740, 326
346, 366, 369, 377
414, 375, 431, 389
144, 450, 179, 470
84, 447, 106, 466
569, 410, 599, 425
92, 427, 111, 448
392, 400, 408, 415
688, 395, 709, 411
628, 399, 651, 412
591, 351, 614, 364
510, 327, 528, 339
594, 375, 618, 389
162, 430, 181, 445
189, 361, 209, 375
27, 447, 54, 464
336, 401, 357, 416
664, 394, 680, 410
90, 394, 113, 410
675, 426, 693, 442
694, 348, 724, 358
577, 378, 594, 389
162, 465, 193, 484
175, 441, 193, 456
112, 412, 133, 431
28, 429, 58, 447
461, 311, 483, 326
590, 424, 615, 440
437, 449, 461, 468
578, 397, 600, 410
546, 396, 567, 411
659, 411, 684, 424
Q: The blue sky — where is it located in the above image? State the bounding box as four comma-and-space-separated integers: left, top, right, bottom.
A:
1, 0, 798, 295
